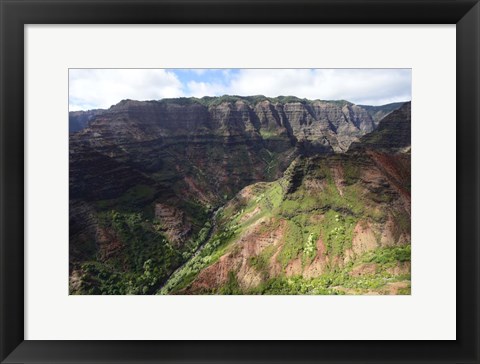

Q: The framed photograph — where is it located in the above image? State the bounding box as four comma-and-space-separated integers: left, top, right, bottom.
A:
1, 0, 479, 363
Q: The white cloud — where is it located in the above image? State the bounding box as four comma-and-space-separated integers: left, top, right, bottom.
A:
186, 81, 228, 98
230, 69, 317, 98
69, 69, 411, 110
187, 69, 411, 106
69, 69, 184, 111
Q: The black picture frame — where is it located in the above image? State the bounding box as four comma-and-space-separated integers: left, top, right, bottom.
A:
1, 0, 479, 363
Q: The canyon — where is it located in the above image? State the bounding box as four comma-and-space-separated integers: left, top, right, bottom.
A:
69, 96, 411, 295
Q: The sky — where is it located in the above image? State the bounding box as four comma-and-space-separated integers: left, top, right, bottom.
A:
69, 69, 411, 111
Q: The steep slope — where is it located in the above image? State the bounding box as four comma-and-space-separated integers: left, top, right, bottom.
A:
70, 97, 378, 210
349, 102, 411, 152
358, 101, 405, 126
69, 96, 408, 295
69, 109, 105, 133
160, 153, 411, 295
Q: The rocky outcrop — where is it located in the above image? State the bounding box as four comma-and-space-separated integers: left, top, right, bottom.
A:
69, 96, 411, 295
154, 203, 192, 244
349, 102, 411, 152
69, 97, 380, 203
69, 109, 105, 133
69, 199, 99, 270
69, 97, 380, 246
70, 96, 377, 151
177, 152, 411, 295
358, 101, 405, 126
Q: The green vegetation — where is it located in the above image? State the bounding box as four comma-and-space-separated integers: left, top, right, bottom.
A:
158, 223, 238, 294
246, 268, 409, 295
397, 286, 411, 295
198, 95, 310, 107
73, 210, 183, 295
219, 271, 242, 295
259, 129, 281, 139
245, 244, 411, 295
156, 95, 352, 109
320, 210, 356, 257
277, 221, 303, 268
343, 160, 361, 185
248, 244, 276, 278
178, 199, 211, 227
163, 154, 409, 294
162, 154, 410, 295
70, 92, 412, 297
74, 151, 411, 296
95, 185, 156, 212
249, 275, 344, 295
361, 244, 411, 265
304, 232, 317, 259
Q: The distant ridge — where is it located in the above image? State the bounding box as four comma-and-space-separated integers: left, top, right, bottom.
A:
349, 101, 411, 152
358, 101, 406, 125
